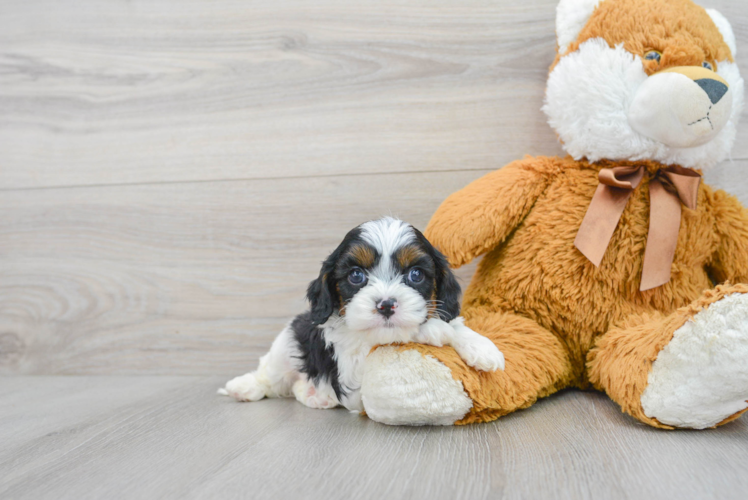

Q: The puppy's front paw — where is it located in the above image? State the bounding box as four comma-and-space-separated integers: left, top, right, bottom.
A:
220, 373, 267, 402
292, 379, 339, 409
454, 334, 505, 372
450, 320, 505, 372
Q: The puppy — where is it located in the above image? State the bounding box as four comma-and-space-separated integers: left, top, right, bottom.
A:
219, 217, 504, 412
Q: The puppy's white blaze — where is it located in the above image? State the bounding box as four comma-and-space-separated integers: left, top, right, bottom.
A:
543, 39, 744, 170
360, 217, 415, 279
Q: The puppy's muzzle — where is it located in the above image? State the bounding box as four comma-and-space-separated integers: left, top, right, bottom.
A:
376, 299, 397, 319
627, 65, 732, 148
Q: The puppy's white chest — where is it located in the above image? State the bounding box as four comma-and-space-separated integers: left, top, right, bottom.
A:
325, 324, 423, 413
335, 346, 369, 412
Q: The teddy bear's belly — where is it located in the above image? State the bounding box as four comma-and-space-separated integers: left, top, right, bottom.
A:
462, 174, 715, 380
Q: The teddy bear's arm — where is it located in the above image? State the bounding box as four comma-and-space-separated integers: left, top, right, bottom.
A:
708, 189, 748, 284
425, 158, 549, 268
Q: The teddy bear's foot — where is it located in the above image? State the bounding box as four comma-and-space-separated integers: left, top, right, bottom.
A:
360, 346, 473, 426
641, 292, 748, 429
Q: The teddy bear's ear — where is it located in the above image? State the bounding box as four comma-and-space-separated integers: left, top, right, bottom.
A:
706, 9, 737, 57
556, 0, 604, 55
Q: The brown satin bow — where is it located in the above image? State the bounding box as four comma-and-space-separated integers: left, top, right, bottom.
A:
574, 165, 701, 291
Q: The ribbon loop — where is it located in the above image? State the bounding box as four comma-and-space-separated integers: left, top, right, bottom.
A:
598, 165, 645, 190
659, 165, 701, 211
574, 165, 701, 291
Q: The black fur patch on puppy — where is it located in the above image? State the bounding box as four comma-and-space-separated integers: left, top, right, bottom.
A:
291, 311, 345, 399
306, 227, 363, 325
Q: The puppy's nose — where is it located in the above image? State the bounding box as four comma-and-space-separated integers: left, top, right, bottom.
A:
376, 299, 397, 319
695, 78, 728, 104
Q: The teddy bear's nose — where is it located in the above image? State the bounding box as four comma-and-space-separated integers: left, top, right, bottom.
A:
695, 78, 729, 104
627, 65, 733, 149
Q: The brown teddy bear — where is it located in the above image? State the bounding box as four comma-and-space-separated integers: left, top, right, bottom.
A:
359, 0, 748, 429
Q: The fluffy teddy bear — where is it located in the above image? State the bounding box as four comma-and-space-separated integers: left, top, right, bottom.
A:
358, 0, 748, 429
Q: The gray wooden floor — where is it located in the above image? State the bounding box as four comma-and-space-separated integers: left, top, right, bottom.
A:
1, 376, 747, 500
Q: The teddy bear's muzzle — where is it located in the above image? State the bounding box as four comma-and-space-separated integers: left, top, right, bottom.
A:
627, 66, 732, 149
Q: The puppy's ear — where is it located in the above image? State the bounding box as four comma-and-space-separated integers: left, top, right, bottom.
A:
306, 228, 359, 325
306, 257, 338, 325
433, 252, 462, 322
414, 228, 462, 322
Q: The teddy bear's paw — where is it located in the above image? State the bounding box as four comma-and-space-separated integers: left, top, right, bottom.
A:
219, 372, 268, 402
360, 346, 473, 426
641, 292, 748, 429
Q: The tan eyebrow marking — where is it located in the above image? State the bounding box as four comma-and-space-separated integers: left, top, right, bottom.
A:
396, 245, 427, 269
349, 244, 376, 268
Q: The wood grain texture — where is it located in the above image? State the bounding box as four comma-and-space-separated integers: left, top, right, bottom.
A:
1, 376, 747, 500
1, 158, 745, 376
1, 0, 746, 191
0, 0, 746, 377
0, 170, 486, 375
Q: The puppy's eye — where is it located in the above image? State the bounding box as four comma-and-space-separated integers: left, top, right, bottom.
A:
348, 268, 367, 285
407, 268, 424, 284
643, 51, 661, 63
702, 61, 714, 71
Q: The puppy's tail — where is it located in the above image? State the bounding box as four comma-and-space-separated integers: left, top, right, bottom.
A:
217, 388, 229, 396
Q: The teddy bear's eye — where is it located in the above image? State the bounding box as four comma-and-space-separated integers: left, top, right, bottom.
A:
644, 50, 662, 63
702, 61, 714, 71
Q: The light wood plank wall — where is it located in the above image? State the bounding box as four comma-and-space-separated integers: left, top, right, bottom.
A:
1, 0, 747, 375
